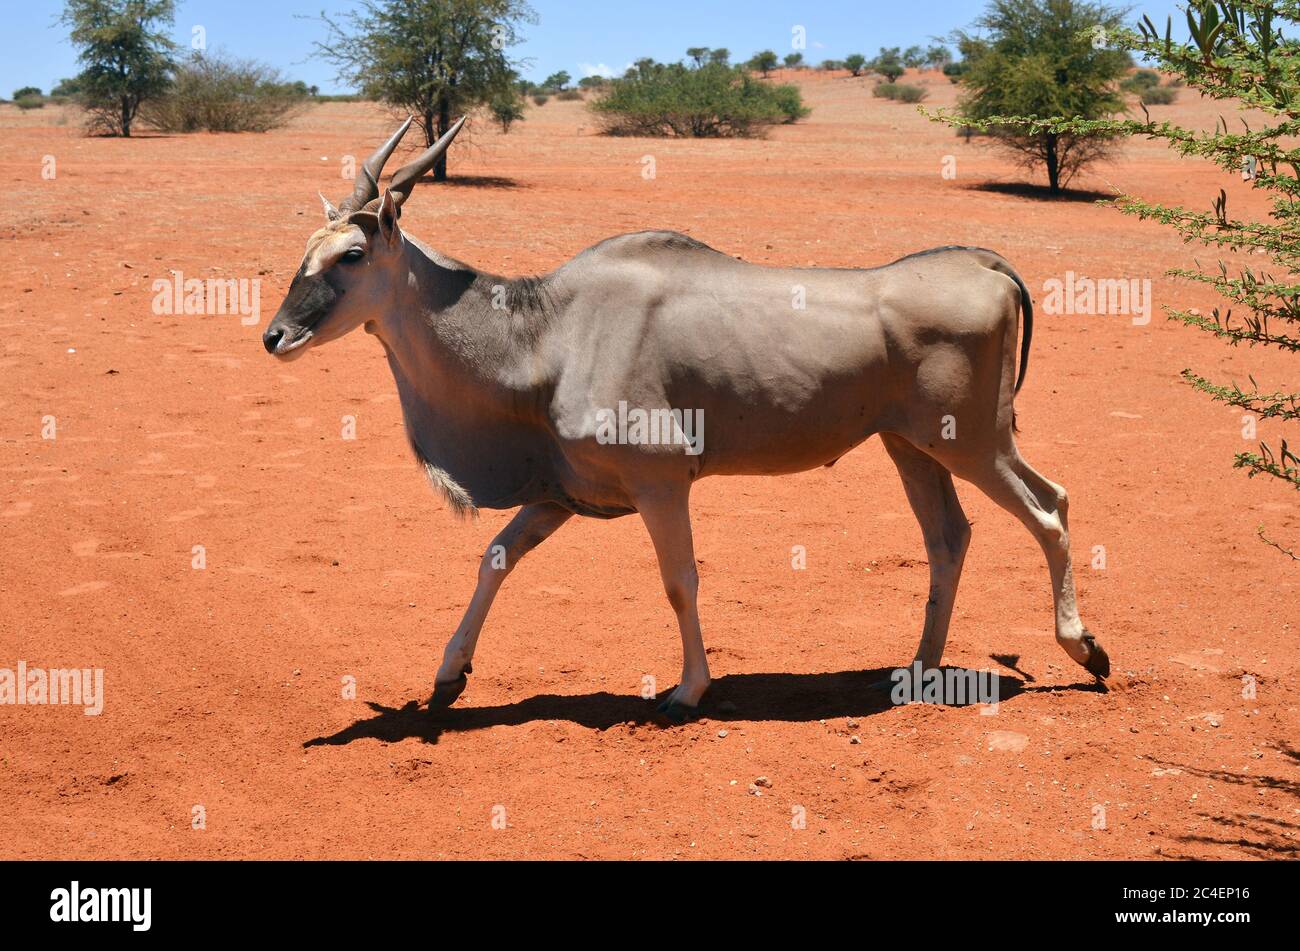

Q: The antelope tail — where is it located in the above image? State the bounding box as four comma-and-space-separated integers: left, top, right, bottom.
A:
980, 255, 1034, 398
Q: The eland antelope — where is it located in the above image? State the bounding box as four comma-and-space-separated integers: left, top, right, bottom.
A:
263, 118, 1111, 724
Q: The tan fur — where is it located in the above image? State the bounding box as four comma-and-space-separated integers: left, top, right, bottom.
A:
302, 223, 364, 277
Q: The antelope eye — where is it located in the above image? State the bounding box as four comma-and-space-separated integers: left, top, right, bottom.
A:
341, 248, 365, 262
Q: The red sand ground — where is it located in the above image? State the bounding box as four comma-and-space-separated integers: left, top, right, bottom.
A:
0, 72, 1295, 859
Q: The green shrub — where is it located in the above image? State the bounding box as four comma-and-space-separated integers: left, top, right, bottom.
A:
747, 50, 779, 77
13, 86, 43, 100
590, 60, 808, 137
943, 61, 967, 84
1121, 69, 1161, 91
50, 77, 83, 99
15, 95, 46, 110
531, 93, 550, 106
556, 88, 583, 101
872, 49, 906, 82
770, 83, 809, 123
873, 82, 928, 103
490, 93, 526, 132
142, 53, 309, 132
1140, 84, 1177, 105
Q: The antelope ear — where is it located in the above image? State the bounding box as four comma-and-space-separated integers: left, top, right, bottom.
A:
377, 188, 401, 247
319, 192, 341, 223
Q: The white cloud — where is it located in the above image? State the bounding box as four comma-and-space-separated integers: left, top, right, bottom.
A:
578, 62, 631, 78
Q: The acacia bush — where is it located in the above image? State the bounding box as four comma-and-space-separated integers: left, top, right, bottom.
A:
142, 53, 308, 132
1121, 68, 1177, 104
1121, 68, 1161, 91
490, 92, 525, 132
590, 60, 807, 137
873, 82, 929, 103
1139, 84, 1177, 105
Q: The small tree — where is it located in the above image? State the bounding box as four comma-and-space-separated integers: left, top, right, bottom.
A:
844, 53, 867, 76
784, 52, 804, 69
315, 0, 536, 181
490, 90, 525, 132
939, 0, 1131, 194
542, 70, 571, 91
13, 86, 43, 100
903, 45, 927, 68
748, 50, 779, 77
925, 45, 954, 70
687, 47, 710, 68
50, 77, 84, 98
61, 0, 176, 137
873, 48, 906, 82
708, 48, 731, 66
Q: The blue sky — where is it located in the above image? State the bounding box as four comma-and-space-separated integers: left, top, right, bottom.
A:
4, 0, 1187, 97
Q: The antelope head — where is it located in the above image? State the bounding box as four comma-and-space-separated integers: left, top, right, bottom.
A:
263, 116, 466, 359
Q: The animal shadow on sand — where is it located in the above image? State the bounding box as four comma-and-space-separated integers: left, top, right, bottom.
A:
1153, 741, 1300, 859
300, 666, 1095, 748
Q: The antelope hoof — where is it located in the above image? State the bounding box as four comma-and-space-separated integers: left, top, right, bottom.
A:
653, 697, 702, 727
428, 662, 473, 709
1081, 631, 1111, 680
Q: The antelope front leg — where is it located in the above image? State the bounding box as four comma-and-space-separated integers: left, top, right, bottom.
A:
636, 485, 711, 725
429, 502, 572, 708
